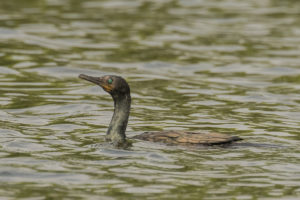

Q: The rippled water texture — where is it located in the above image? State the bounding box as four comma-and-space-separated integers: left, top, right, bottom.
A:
1, 0, 300, 199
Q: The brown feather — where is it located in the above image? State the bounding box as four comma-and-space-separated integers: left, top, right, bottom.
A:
133, 131, 242, 146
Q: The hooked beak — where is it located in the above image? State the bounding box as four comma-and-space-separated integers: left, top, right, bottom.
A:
79, 74, 103, 85
79, 74, 113, 92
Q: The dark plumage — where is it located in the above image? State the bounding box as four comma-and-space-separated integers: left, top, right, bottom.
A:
79, 74, 242, 147
133, 131, 241, 145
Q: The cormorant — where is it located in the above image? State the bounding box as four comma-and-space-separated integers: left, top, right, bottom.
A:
79, 74, 242, 147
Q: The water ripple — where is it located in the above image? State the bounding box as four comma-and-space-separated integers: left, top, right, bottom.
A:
0, 0, 300, 199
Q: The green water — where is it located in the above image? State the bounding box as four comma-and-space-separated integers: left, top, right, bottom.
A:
0, 0, 300, 199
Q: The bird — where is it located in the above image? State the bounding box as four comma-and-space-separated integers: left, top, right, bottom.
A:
79, 74, 242, 147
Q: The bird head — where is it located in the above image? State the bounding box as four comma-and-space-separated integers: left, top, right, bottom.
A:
79, 74, 130, 96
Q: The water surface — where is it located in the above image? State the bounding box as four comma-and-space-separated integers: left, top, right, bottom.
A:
0, 0, 300, 199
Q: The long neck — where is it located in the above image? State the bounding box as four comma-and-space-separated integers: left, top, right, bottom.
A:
106, 92, 131, 146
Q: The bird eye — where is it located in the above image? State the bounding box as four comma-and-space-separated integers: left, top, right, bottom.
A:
107, 78, 113, 84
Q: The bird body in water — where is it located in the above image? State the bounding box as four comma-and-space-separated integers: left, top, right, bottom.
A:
79, 74, 242, 147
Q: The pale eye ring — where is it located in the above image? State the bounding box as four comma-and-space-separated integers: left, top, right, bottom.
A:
107, 78, 113, 84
